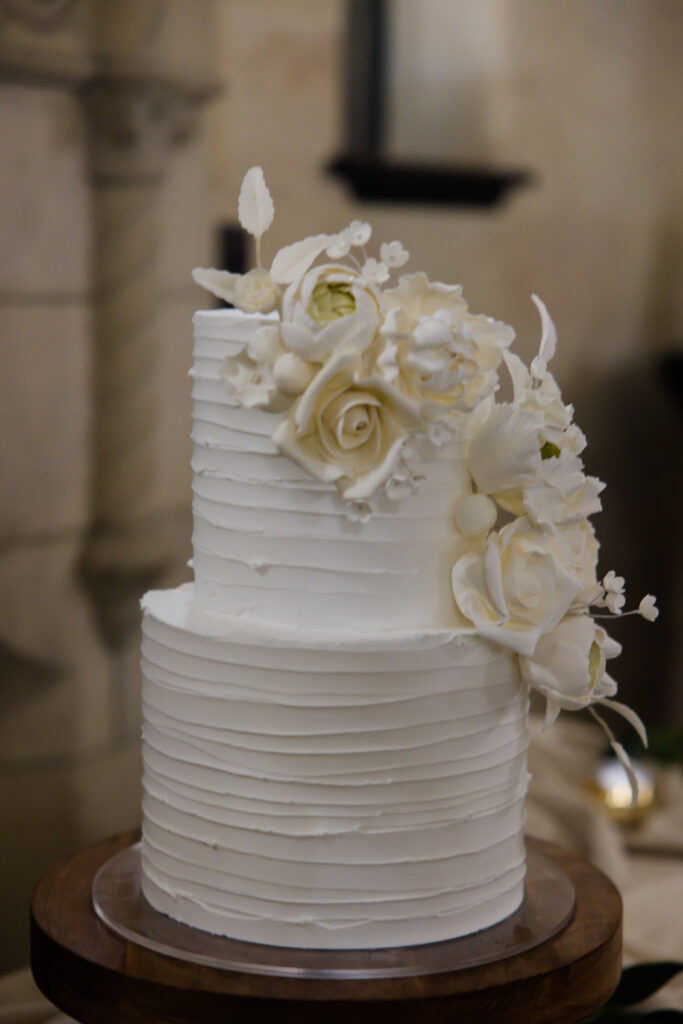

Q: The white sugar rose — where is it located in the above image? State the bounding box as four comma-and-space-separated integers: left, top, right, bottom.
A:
519, 616, 621, 724
279, 264, 380, 363
272, 348, 421, 500
378, 273, 514, 417
233, 268, 280, 313
450, 517, 580, 656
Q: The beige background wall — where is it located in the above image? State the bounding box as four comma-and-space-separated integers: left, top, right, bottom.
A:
0, 0, 681, 978
0, 0, 215, 972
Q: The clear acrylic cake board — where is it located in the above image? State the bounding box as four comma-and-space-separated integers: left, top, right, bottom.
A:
92, 841, 574, 979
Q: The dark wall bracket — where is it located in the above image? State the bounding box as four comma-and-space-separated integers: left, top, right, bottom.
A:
328, 156, 531, 208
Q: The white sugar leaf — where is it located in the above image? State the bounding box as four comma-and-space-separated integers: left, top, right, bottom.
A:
531, 294, 557, 369
596, 697, 649, 749
588, 706, 640, 807
270, 234, 332, 284
611, 741, 640, 808
192, 267, 239, 302
238, 167, 274, 239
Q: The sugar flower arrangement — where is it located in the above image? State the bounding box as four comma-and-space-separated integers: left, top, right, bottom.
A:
194, 167, 657, 788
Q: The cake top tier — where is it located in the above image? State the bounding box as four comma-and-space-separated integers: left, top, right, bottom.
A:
193, 167, 518, 512
191, 167, 656, 774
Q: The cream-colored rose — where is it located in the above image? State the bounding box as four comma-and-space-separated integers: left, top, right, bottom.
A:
232, 268, 280, 313
272, 348, 421, 500
519, 616, 620, 717
450, 516, 580, 656
378, 273, 514, 417
279, 264, 380, 363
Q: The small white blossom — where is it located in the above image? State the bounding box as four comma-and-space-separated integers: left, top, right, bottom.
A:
384, 464, 422, 501
638, 594, 659, 622
346, 500, 372, 524
361, 258, 390, 285
380, 240, 409, 268
326, 231, 351, 259
603, 570, 626, 614
427, 420, 454, 447
605, 592, 626, 615
347, 220, 372, 246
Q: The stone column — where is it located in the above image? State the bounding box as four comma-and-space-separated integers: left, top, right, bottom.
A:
81, 82, 198, 646
80, 3, 218, 648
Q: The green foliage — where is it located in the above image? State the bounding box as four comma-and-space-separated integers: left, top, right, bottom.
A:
622, 729, 683, 765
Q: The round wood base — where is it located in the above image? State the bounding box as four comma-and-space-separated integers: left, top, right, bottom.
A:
31, 831, 622, 1024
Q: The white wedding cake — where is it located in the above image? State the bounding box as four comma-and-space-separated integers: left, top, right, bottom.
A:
139, 169, 654, 949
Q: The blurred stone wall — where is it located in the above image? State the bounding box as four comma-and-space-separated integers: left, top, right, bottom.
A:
209, 0, 683, 724
0, 0, 216, 972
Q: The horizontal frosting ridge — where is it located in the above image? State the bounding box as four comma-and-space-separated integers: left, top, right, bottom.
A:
140, 585, 529, 947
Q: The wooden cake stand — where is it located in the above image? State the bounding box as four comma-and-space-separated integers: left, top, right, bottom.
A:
31, 830, 622, 1024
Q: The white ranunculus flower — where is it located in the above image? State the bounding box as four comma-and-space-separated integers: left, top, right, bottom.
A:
450, 517, 581, 656
378, 273, 514, 417
272, 348, 421, 500
279, 264, 381, 363
519, 616, 621, 724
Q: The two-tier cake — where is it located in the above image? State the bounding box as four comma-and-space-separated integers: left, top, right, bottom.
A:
139, 168, 654, 949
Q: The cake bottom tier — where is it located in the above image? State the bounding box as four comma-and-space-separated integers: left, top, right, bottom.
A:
140, 585, 530, 949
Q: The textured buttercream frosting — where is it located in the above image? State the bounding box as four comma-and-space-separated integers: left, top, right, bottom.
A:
139, 304, 532, 948
141, 585, 528, 948
191, 310, 472, 630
